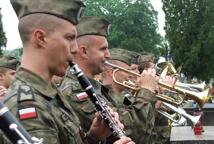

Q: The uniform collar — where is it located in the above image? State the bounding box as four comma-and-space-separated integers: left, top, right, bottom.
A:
66, 68, 102, 90
16, 67, 57, 98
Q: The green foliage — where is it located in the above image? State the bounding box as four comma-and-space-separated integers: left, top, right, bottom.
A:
162, 0, 214, 81
84, 0, 163, 55
0, 9, 7, 55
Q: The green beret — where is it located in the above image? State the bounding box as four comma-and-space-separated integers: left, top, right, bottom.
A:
0, 56, 20, 70
138, 52, 156, 64
76, 16, 111, 37
110, 48, 156, 65
10, 0, 86, 25
109, 48, 141, 65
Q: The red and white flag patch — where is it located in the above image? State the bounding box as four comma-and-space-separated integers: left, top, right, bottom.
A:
76, 92, 88, 100
18, 107, 37, 120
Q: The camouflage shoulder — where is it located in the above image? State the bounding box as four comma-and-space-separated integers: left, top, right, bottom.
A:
60, 76, 82, 93
4, 83, 35, 104
4, 82, 53, 122
136, 88, 157, 102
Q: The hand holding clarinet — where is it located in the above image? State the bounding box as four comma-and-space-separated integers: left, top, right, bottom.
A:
69, 62, 135, 143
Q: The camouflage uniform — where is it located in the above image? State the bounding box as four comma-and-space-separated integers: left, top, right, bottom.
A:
0, 0, 100, 144
107, 48, 160, 143
60, 71, 136, 143
133, 50, 170, 143
60, 17, 137, 143
60, 73, 103, 131
104, 85, 157, 144
2, 68, 85, 144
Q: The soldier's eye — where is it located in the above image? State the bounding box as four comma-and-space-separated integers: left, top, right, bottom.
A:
66, 34, 76, 41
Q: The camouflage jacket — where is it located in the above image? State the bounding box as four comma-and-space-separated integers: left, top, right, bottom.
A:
137, 89, 170, 144
0, 68, 95, 144
60, 71, 137, 143
107, 86, 159, 144
60, 69, 160, 144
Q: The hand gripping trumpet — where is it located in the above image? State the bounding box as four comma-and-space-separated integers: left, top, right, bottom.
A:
69, 62, 126, 139
104, 61, 207, 126
0, 101, 43, 144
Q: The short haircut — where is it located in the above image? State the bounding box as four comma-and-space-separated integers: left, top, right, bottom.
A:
18, 13, 63, 44
76, 35, 96, 48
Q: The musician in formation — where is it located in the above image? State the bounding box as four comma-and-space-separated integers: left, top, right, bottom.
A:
0, 0, 134, 144
60, 16, 135, 143
0, 56, 19, 99
0, 0, 210, 144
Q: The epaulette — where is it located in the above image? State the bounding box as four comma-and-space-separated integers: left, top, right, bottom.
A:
17, 84, 35, 103
61, 80, 81, 92
17, 84, 37, 120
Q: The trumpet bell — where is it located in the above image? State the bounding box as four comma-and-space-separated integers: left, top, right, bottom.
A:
159, 80, 210, 108
162, 102, 201, 126
157, 62, 177, 76
176, 81, 206, 91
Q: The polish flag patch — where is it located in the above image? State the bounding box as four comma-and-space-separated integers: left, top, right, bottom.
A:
76, 92, 88, 100
18, 107, 37, 120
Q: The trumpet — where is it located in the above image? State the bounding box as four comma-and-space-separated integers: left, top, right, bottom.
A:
157, 61, 177, 76
156, 90, 184, 106
158, 110, 187, 126
161, 102, 201, 126
175, 81, 206, 91
170, 114, 187, 127
105, 61, 141, 91
158, 80, 210, 108
105, 61, 209, 108
104, 61, 206, 125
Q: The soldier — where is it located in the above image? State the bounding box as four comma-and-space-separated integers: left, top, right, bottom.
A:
60, 17, 134, 143
102, 48, 160, 143
1, 1, 129, 144
136, 55, 171, 144
0, 56, 19, 99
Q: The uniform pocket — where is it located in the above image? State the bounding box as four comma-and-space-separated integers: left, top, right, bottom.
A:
81, 100, 96, 114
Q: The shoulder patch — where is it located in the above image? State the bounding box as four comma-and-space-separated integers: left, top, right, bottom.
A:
18, 107, 37, 120
17, 84, 35, 103
76, 92, 88, 101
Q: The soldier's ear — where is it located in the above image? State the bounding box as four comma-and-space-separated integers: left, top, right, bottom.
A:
32, 28, 46, 48
79, 44, 88, 59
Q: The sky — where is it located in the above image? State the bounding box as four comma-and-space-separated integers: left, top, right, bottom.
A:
0, 0, 165, 51
0, 0, 22, 50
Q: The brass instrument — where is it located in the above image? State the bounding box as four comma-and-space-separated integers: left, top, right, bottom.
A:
156, 94, 184, 106
161, 102, 201, 126
170, 114, 187, 127
175, 81, 206, 91
105, 61, 208, 125
105, 61, 209, 107
157, 61, 177, 76
105, 61, 141, 91
158, 62, 209, 108
158, 110, 187, 126
158, 80, 210, 108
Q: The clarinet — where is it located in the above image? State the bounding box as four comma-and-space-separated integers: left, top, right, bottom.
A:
69, 62, 126, 139
0, 101, 43, 144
